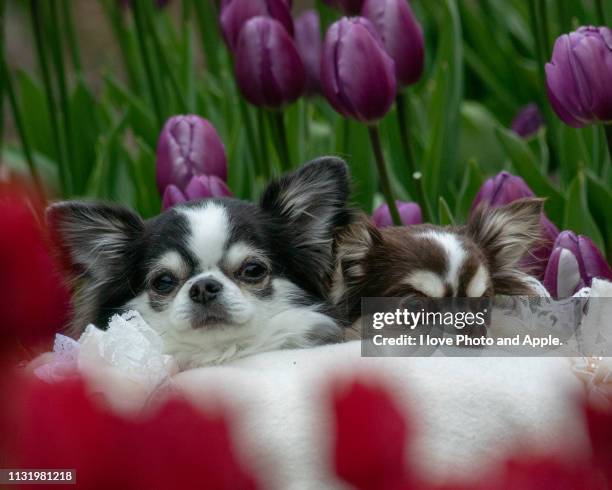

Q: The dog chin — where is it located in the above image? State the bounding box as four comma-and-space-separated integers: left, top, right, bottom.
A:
155, 305, 342, 370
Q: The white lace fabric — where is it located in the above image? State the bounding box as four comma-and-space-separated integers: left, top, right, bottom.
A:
34, 310, 177, 400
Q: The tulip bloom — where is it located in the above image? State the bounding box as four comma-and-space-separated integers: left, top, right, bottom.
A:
372, 201, 422, 228
220, 0, 294, 51
472, 171, 559, 279
4, 377, 259, 489
333, 380, 410, 489
543, 231, 612, 298
162, 175, 232, 210
156, 115, 227, 196
361, 0, 424, 87
511, 103, 544, 139
0, 184, 70, 354
295, 10, 322, 95
323, 0, 364, 15
234, 17, 306, 109
545, 26, 612, 128
321, 17, 400, 223
321, 17, 396, 123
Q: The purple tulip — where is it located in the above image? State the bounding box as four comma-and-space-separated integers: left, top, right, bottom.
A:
220, 0, 294, 51
162, 175, 232, 210
372, 201, 422, 228
156, 115, 227, 195
162, 185, 188, 210
295, 10, 322, 95
511, 103, 544, 138
321, 17, 397, 123
234, 16, 306, 109
545, 26, 612, 128
543, 231, 612, 298
361, 0, 424, 87
185, 174, 232, 200
471, 171, 559, 279
323, 0, 364, 15
472, 171, 534, 209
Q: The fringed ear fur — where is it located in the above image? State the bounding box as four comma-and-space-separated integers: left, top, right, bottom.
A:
467, 198, 544, 294
261, 156, 354, 296
329, 214, 381, 307
46, 201, 145, 331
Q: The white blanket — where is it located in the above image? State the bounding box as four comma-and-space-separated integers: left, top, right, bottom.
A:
171, 344, 585, 489
34, 279, 612, 489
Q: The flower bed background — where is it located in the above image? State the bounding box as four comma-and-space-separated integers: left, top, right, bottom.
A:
1, 0, 612, 290
1, 2, 612, 488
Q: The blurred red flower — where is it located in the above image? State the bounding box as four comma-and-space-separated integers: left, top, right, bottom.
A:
585, 403, 612, 486
0, 183, 70, 356
3, 375, 259, 490
332, 379, 411, 490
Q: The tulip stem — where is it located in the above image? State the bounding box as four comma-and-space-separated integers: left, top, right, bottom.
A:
48, 0, 77, 192
132, 0, 164, 128
141, 1, 189, 113
396, 92, 431, 223
595, 0, 606, 24
604, 124, 612, 167
271, 111, 292, 171
30, 0, 71, 195
102, 0, 142, 92
367, 125, 401, 226
0, 50, 44, 196
60, 0, 82, 75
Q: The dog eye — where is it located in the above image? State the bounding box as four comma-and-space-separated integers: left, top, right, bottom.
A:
151, 273, 178, 294
237, 260, 268, 282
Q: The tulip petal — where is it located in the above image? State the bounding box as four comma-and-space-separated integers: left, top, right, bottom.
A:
162, 185, 187, 210
322, 17, 396, 123
362, 0, 424, 86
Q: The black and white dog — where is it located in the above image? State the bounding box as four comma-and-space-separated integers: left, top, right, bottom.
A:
47, 158, 353, 368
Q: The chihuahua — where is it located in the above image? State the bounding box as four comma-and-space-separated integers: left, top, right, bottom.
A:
331, 198, 546, 323
47, 157, 353, 368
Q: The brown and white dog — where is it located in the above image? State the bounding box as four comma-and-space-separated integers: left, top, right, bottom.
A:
331, 198, 546, 324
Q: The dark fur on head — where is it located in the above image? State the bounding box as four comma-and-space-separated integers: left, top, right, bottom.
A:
47, 157, 354, 367
331, 198, 545, 321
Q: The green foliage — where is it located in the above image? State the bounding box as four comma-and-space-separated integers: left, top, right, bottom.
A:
2, 0, 611, 258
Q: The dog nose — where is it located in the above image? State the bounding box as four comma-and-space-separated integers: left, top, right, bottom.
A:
189, 278, 223, 303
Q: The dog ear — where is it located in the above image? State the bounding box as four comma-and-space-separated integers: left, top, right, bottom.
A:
261, 156, 353, 296
46, 201, 145, 292
467, 198, 543, 275
329, 215, 382, 305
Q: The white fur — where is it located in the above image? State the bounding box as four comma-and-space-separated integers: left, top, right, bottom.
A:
180, 202, 230, 269
403, 270, 445, 297
466, 264, 489, 297
418, 231, 466, 295
226, 242, 264, 270
129, 278, 338, 369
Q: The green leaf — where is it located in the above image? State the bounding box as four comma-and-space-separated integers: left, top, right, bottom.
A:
494, 126, 564, 224
456, 159, 484, 222
438, 196, 455, 225
458, 101, 506, 175
17, 72, 55, 161
69, 80, 101, 194
104, 74, 158, 146
586, 172, 612, 259
338, 120, 376, 212
86, 111, 128, 199
422, 0, 463, 210
557, 124, 591, 185
564, 172, 605, 253
129, 139, 161, 218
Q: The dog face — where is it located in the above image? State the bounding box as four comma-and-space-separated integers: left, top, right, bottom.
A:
331, 199, 544, 320
47, 157, 353, 367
